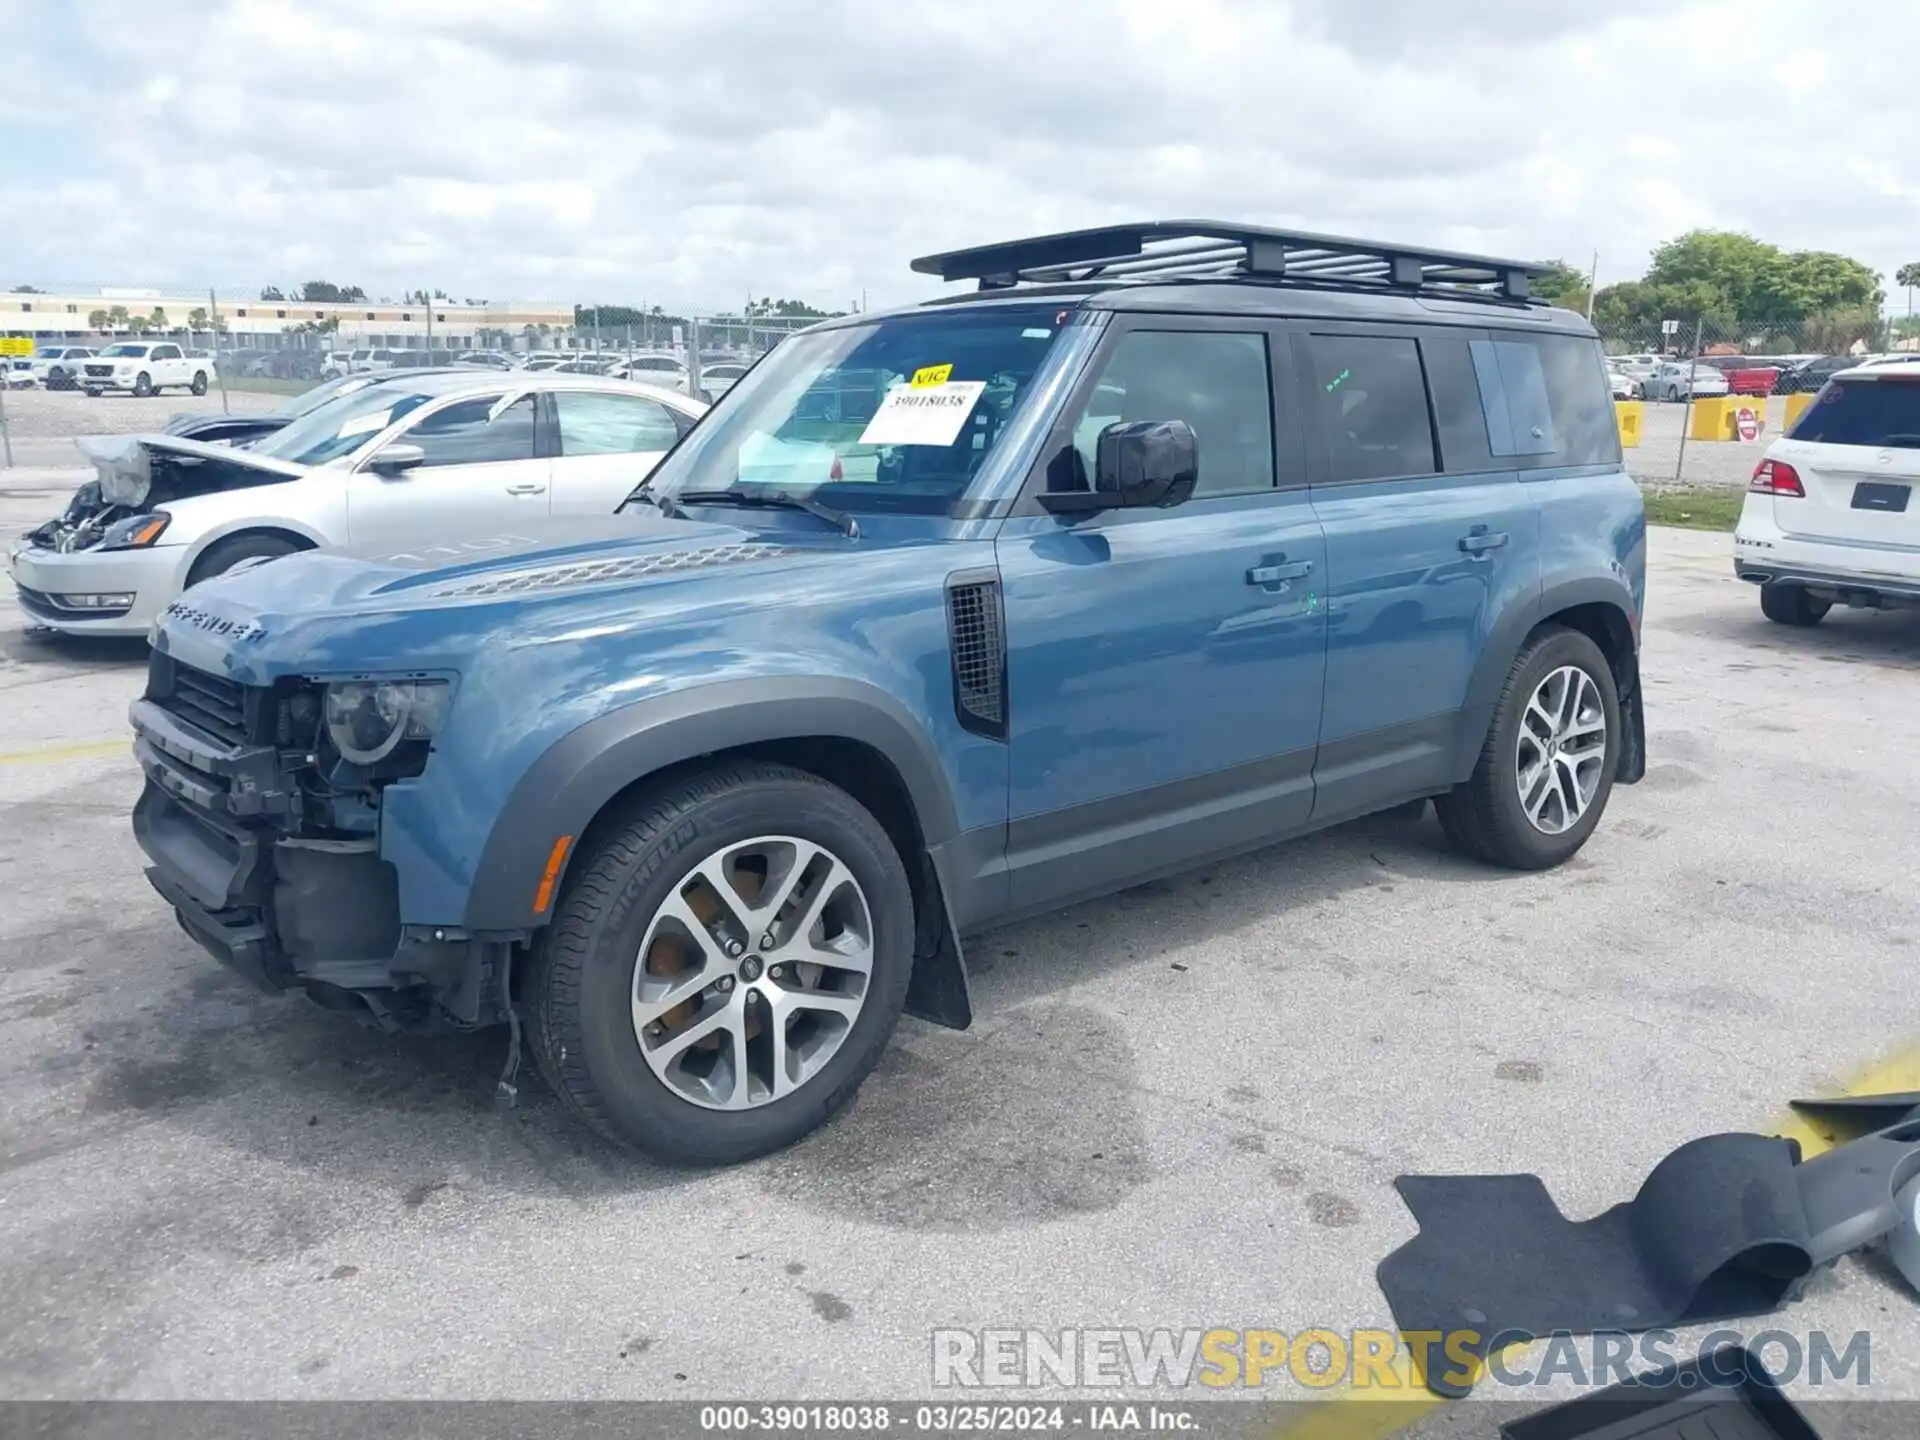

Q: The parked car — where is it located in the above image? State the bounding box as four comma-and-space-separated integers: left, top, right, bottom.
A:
1605, 366, 1637, 400
79, 342, 217, 397
456, 351, 515, 370
33, 346, 96, 390
615, 353, 692, 391
1700, 356, 1781, 395
697, 360, 752, 401
1643, 361, 1730, 402
161, 368, 469, 445
116, 220, 1647, 1165
1735, 364, 1920, 625
1851, 354, 1920, 372
8, 371, 704, 636
3, 357, 34, 388
320, 351, 353, 380
1778, 354, 1860, 393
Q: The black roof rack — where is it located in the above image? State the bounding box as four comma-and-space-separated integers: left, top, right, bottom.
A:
910, 220, 1554, 305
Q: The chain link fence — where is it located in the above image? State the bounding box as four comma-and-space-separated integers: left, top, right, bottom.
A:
1593, 314, 1920, 490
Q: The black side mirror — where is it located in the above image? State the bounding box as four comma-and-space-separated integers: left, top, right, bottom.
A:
1039, 420, 1198, 515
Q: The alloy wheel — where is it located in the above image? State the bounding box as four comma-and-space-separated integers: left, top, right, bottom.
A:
630, 835, 873, 1110
1515, 664, 1608, 835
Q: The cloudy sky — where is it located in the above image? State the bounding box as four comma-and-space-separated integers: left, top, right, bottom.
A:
2, 0, 1915, 313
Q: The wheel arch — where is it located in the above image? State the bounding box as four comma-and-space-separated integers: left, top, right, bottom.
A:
466, 678, 973, 1028
1453, 575, 1646, 787
182, 523, 322, 586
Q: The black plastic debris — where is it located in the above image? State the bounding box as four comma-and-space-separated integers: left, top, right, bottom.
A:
1377, 1097, 1920, 1397
1498, 1343, 1819, 1440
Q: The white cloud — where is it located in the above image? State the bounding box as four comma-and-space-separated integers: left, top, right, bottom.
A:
0, 0, 1914, 311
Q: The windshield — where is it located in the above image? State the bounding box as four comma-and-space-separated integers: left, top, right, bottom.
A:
253, 383, 435, 465
648, 305, 1075, 515
286, 371, 377, 417
100, 344, 150, 358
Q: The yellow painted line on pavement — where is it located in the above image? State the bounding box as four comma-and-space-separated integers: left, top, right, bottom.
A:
0, 738, 129, 766
1268, 1038, 1920, 1440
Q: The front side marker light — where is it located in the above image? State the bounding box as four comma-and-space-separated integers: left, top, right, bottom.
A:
533, 835, 573, 915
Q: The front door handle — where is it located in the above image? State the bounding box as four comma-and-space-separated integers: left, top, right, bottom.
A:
1458, 530, 1509, 555
1247, 558, 1314, 587
505, 482, 548, 496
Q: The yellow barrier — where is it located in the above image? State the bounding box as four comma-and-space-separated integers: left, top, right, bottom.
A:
1687, 395, 1768, 442
1784, 391, 1814, 431
1613, 400, 1643, 448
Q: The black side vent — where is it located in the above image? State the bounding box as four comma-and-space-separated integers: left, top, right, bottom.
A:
946, 575, 1007, 740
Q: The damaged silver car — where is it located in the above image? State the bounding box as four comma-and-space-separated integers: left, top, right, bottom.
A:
8, 370, 707, 636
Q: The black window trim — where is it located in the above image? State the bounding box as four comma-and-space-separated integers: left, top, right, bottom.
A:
1293, 324, 1445, 490
1009, 311, 1304, 518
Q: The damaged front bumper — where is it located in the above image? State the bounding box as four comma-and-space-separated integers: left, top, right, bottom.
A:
10, 538, 183, 635
129, 655, 516, 1031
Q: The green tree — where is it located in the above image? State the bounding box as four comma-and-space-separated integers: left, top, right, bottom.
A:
1897, 261, 1920, 318
1801, 306, 1884, 354
187, 307, 208, 330
1529, 261, 1590, 312
87, 308, 110, 330
126, 314, 151, 335
260, 286, 286, 302
106, 304, 130, 329
1645, 230, 1881, 325
149, 307, 168, 331
302, 280, 367, 303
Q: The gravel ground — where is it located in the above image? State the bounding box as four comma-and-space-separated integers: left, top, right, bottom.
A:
1625, 394, 1780, 491
4, 441, 1920, 1427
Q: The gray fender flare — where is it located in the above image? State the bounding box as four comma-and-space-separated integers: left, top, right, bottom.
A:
1449, 573, 1645, 786
464, 676, 963, 932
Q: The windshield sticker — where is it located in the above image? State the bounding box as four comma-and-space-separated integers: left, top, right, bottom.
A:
910, 364, 954, 388
857, 381, 987, 448
336, 408, 393, 440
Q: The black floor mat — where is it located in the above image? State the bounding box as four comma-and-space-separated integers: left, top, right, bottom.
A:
1377, 1133, 1817, 1398
1498, 1344, 1820, 1440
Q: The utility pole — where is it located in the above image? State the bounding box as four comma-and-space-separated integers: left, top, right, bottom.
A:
1585, 251, 1599, 322
424, 289, 433, 355
1672, 315, 1704, 485
209, 288, 231, 414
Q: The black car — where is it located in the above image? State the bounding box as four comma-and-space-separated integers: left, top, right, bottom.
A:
1779, 355, 1859, 393
161, 367, 466, 444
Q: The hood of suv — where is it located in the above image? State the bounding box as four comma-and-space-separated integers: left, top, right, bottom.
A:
152, 512, 863, 681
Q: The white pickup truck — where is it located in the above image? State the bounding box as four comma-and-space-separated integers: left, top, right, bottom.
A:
78, 342, 217, 398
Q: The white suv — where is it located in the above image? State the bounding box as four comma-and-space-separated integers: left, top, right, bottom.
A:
1734, 365, 1920, 625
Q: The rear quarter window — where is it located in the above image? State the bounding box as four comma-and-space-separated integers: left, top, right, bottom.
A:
1790, 378, 1920, 447
1469, 333, 1620, 468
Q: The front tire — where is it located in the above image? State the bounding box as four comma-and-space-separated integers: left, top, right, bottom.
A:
84, 387, 102, 398
185, 531, 303, 587
133, 372, 153, 397
191, 370, 209, 396
526, 761, 915, 1165
1760, 583, 1830, 627
1437, 626, 1621, 871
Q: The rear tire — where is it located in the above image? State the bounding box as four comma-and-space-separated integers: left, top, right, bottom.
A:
85, 388, 101, 398
525, 761, 915, 1166
185, 532, 304, 588
1760, 583, 1830, 627
1437, 626, 1621, 871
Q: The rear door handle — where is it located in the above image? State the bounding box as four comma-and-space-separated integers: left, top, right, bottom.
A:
505, 482, 548, 496
1458, 530, 1509, 555
1247, 558, 1314, 587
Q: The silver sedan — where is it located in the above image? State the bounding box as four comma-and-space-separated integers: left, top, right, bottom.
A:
9, 371, 706, 637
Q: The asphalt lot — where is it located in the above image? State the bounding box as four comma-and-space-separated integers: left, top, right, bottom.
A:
4, 424, 1920, 1426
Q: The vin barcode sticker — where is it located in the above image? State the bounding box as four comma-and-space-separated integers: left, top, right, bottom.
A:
857, 381, 986, 447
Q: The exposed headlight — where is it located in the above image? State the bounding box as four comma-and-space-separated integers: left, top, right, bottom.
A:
98, 512, 170, 549
323, 679, 449, 766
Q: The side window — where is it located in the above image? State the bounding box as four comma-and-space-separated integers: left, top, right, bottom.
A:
1469, 334, 1620, 466
554, 391, 682, 455
1420, 336, 1498, 474
1063, 330, 1274, 498
152, 344, 181, 361
402, 395, 537, 467
1307, 335, 1438, 483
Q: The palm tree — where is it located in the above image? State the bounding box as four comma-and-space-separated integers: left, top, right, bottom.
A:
106, 304, 130, 330
87, 308, 110, 331
1898, 262, 1920, 325
150, 307, 168, 332
187, 307, 208, 332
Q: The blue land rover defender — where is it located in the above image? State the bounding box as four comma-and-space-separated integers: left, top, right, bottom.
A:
130, 223, 1647, 1164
